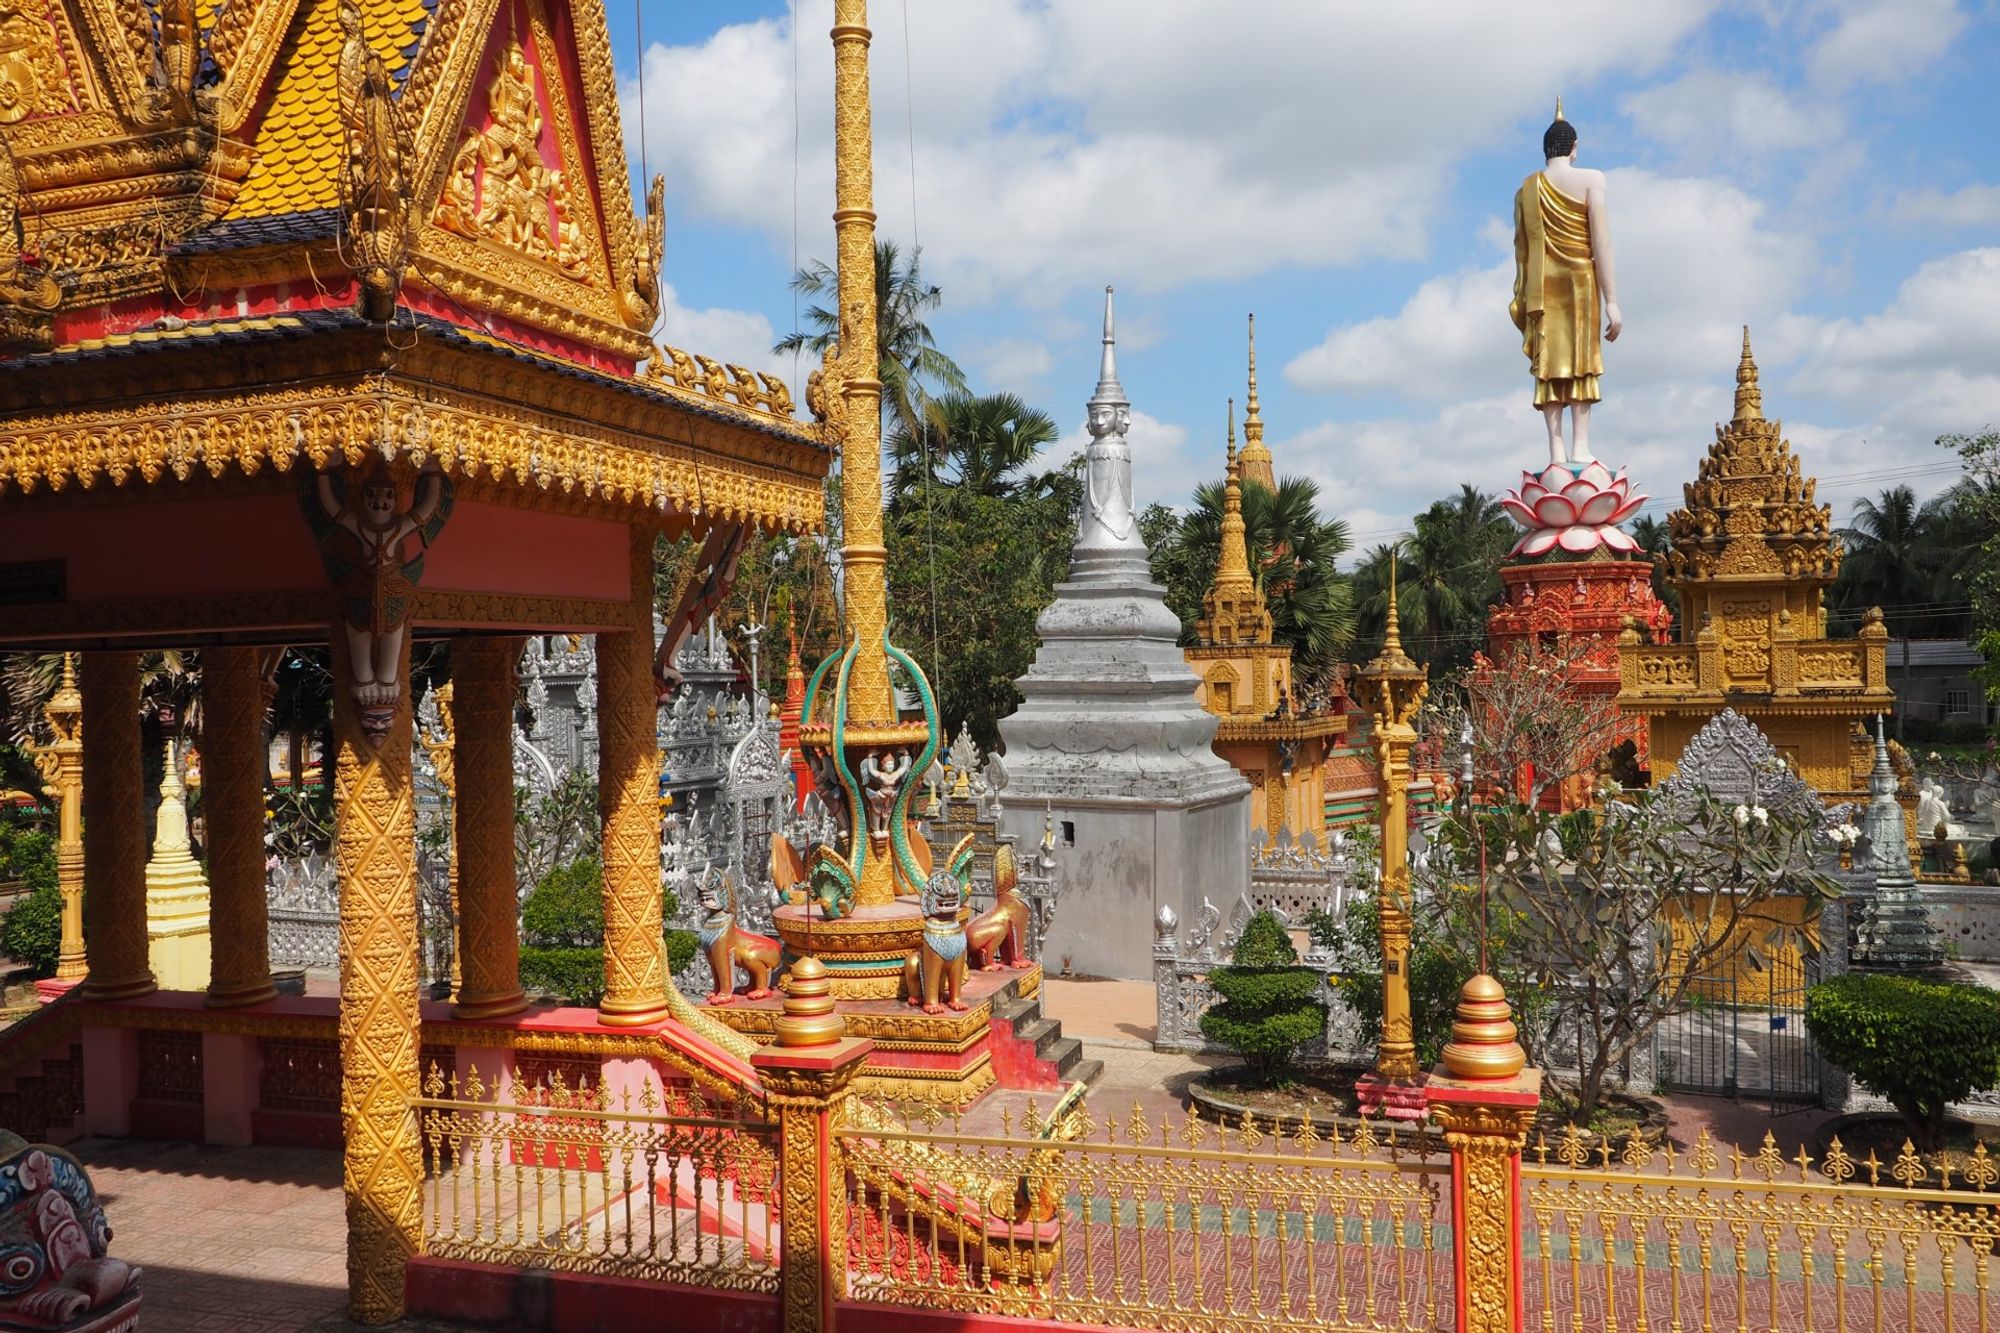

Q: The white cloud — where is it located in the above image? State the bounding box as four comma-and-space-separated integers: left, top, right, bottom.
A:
628, 0, 1719, 305
1622, 71, 1837, 157
1285, 169, 1814, 402
1788, 248, 2000, 441
962, 337, 1053, 392
653, 283, 788, 384
1892, 185, 2000, 228
1806, 0, 1967, 89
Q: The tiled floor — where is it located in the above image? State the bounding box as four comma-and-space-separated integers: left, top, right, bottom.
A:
71, 1138, 465, 1333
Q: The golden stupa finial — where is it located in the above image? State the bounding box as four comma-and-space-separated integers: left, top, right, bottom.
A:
1384, 551, 1404, 652
1733, 325, 1763, 424
1554, 95, 1565, 121
1244, 313, 1260, 420
1440, 974, 1527, 1081
1213, 398, 1252, 588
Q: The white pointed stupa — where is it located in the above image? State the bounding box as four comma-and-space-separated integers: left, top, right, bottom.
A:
997, 288, 1251, 980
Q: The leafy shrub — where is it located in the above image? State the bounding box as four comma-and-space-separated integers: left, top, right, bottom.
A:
522, 856, 604, 947
519, 946, 605, 1007
666, 929, 698, 977
1806, 973, 2000, 1149
1198, 911, 1327, 1087
0, 828, 60, 978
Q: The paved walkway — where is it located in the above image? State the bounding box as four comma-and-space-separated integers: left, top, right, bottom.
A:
71, 1138, 466, 1333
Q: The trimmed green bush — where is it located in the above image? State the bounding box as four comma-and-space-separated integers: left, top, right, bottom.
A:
1806, 972, 2000, 1149
1198, 910, 1328, 1087
0, 828, 60, 978
522, 856, 604, 947
666, 929, 698, 978
519, 946, 605, 1007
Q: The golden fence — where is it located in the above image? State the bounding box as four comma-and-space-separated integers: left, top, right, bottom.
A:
1524, 1124, 2000, 1333
414, 1063, 780, 1293
836, 1096, 1452, 1333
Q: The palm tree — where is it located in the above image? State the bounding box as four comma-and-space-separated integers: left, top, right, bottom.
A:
1837, 485, 1950, 739
1628, 514, 1679, 620
888, 392, 1060, 501
1349, 486, 1512, 672
1171, 475, 1356, 673
773, 239, 967, 438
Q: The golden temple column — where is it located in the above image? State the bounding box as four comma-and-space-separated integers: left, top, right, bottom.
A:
330, 631, 423, 1323
598, 540, 669, 1027
451, 637, 528, 1020
830, 0, 891, 735
1359, 568, 1428, 1086
36, 656, 87, 986
77, 651, 156, 1001
204, 647, 278, 1008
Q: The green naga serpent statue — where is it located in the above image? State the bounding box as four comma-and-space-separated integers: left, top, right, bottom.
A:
797, 627, 943, 920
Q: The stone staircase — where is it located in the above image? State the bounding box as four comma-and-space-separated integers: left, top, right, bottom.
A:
994, 982, 1102, 1089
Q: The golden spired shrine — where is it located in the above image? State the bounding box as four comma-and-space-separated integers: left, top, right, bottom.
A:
1618, 331, 1893, 809
1185, 332, 1344, 840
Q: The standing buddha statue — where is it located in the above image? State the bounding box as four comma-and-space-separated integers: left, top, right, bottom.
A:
1511, 99, 1622, 469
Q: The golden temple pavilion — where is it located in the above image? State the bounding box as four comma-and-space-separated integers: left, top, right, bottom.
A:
1618, 331, 1894, 810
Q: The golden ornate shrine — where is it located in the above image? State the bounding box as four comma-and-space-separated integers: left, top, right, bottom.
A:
1184, 326, 1344, 840
0, 0, 828, 1319
1618, 331, 1895, 812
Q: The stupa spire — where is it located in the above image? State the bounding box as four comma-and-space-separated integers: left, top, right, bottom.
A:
1091, 285, 1127, 407
1733, 325, 1762, 424
1237, 313, 1275, 490
1198, 398, 1271, 646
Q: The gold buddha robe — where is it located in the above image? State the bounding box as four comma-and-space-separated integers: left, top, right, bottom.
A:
1510, 172, 1601, 406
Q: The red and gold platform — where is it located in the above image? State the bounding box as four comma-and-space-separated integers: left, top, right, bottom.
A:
704, 965, 1048, 1106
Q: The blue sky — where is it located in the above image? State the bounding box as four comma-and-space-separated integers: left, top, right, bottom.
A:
615, 1, 2000, 554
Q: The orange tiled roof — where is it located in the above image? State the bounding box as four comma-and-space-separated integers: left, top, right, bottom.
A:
225, 0, 434, 220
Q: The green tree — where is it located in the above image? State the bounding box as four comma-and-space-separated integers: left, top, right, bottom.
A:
887, 462, 1082, 751
1941, 433, 2000, 699
1165, 475, 1355, 679
0, 824, 59, 978
1629, 514, 1678, 620
1835, 486, 1952, 739
888, 391, 1060, 500
1140, 503, 1207, 644
1350, 485, 1513, 673
773, 239, 967, 438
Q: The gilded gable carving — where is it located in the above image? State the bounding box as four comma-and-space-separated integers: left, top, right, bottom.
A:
0, 0, 78, 123
433, 37, 591, 280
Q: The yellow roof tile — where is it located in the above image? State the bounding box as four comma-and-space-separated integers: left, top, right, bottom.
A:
225, 0, 432, 220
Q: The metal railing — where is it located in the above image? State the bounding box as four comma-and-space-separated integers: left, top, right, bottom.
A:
837, 1096, 1451, 1332
1524, 1124, 2000, 1333
414, 1063, 780, 1293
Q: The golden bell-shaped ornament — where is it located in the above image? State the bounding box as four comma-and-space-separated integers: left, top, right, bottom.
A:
1440, 973, 1526, 1081
773, 955, 846, 1048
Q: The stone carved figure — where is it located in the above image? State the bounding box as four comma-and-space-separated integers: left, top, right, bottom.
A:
1918, 777, 1951, 843
302, 461, 453, 740
859, 746, 912, 844
696, 870, 779, 1005
1077, 286, 1138, 549
965, 842, 1030, 972
1511, 100, 1621, 469
904, 868, 970, 1013
0, 1132, 141, 1331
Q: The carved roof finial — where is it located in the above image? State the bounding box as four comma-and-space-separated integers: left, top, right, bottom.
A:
1733, 325, 1762, 424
